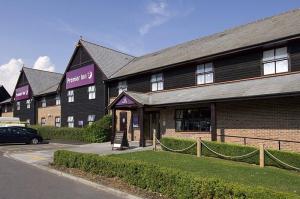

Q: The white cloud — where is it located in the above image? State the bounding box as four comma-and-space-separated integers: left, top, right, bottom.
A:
139, 1, 171, 35
0, 59, 24, 95
33, 56, 55, 72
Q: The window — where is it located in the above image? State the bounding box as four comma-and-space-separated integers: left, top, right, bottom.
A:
263, 47, 288, 75
26, 100, 31, 109
4, 105, 7, 113
118, 81, 127, 95
41, 98, 46, 108
151, 73, 163, 91
41, 118, 46, 126
16, 102, 20, 110
196, 63, 214, 85
87, 115, 96, 125
55, 117, 61, 127
175, 108, 211, 132
88, 85, 96, 100
56, 95, 61, 105
26, 119, 30, 124
68, 116, 74, 128
68, 90, 74, 102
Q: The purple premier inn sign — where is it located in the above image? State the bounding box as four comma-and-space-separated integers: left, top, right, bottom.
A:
15, 85, 30, 101
116, 96, 135, 106
66, 64, 95, 89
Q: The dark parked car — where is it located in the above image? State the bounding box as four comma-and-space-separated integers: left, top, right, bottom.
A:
0, 127, 43, 144
11, 126, 38, 134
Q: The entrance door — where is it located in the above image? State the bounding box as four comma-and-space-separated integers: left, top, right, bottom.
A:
119, 112, 127, 136
148, 112, 160, 140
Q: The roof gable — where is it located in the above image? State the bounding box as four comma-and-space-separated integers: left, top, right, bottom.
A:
80, 40, 135, 78
0, 86, 11, 102
110, 9, 300, 78
21, 67, 63, 96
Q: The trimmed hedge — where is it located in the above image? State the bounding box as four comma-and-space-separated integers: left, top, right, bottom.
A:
31, 115, 112, 143
160, 137, 300, 170
54, 150, 296, 199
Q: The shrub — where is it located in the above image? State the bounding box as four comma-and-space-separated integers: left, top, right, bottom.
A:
85, 115, 112, 143
54, 150, 296, 199
160, 137, 300, 170
31, 114, 112, 143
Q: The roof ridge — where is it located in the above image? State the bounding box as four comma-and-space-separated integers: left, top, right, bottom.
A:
80, 39, 136, 58
23, 66, 63, 75
133, 8, 300, 60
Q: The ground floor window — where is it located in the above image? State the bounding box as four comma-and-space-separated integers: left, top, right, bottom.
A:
55, 117, 61, 127
26, 119, 30, 124
175, 108, 211, 132
41, 118, 46, 126
68, 116, 74, 128
87, 115, 95, 125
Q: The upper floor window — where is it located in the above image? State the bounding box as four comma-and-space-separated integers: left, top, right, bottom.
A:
196, 63, 214, 85
87, 115, 96, 125
67, 116, 74, 128
88, 85, 96, 100
263, 47, 288, 75
118, 81, 127, 95
68, 90, 74, 103
16, 102, 20, 111
41, 98, 46, 108
26, 99, 31, 109
56, 95, 61, 105
151, 73, 163, 91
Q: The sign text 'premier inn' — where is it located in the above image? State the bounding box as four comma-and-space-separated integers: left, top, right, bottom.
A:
66, 64, 95, 89
15, 85, 30, 101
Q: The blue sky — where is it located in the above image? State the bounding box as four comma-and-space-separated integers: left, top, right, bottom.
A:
0, 0, 300, 93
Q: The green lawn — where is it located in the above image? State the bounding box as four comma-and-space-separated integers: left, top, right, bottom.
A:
113, 150, 300, 195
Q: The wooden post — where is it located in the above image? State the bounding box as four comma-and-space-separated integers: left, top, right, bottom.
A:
197, 137, 202, 158
259, 144, 265, 168
210, 103, 217, 141
153, 130, 156, 151
111, 108, 116, 144
139, 107, 145, 147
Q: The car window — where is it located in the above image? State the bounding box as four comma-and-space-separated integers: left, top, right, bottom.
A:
0, 128, 6, 134
11, 128, 26, 135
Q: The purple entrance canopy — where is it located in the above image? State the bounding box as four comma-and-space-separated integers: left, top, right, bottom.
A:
116, 95, 136, 107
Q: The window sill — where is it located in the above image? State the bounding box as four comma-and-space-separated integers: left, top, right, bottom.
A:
175, 131, 211, 134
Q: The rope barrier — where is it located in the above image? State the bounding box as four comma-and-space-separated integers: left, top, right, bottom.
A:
264, 149, 300, 172
200, 141, 259, 160
156, 138, 197, 152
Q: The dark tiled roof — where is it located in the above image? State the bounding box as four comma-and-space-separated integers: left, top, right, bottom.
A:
111, 9, 300, 78
22, 67, 63, 96
80, 40, 135, 78
115, 73, 300, 106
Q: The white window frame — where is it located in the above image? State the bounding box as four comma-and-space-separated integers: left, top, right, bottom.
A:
67, 116, 74, 128
26, 99, 31, 109
118, 81, 127, 95
263, 47, 289, 75
41, 117, 46, 126
4, 105, 7, 113
68, 90, 74, 103
55, 95, 61, 105
87, 115, 96, 125
196, 63, 214, 85
41, 97, 46, 108
151, 73, 164, 91
88, 85, 96, 100
26, 119, 30, 124
55, 117, 61, 127
16, 102, 20, 111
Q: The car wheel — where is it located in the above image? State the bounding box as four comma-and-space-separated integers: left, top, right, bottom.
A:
31, 138, 39, 145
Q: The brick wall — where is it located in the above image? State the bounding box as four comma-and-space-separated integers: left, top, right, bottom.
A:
37, 105, 61, 126
216, 96, 300, 152
1, 112, 13, 117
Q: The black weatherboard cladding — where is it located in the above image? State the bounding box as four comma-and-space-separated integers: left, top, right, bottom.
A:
108, 40, 300, 98
0, 87, 10, 102
61, 46, 107, 127
13, 72, 35, 124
